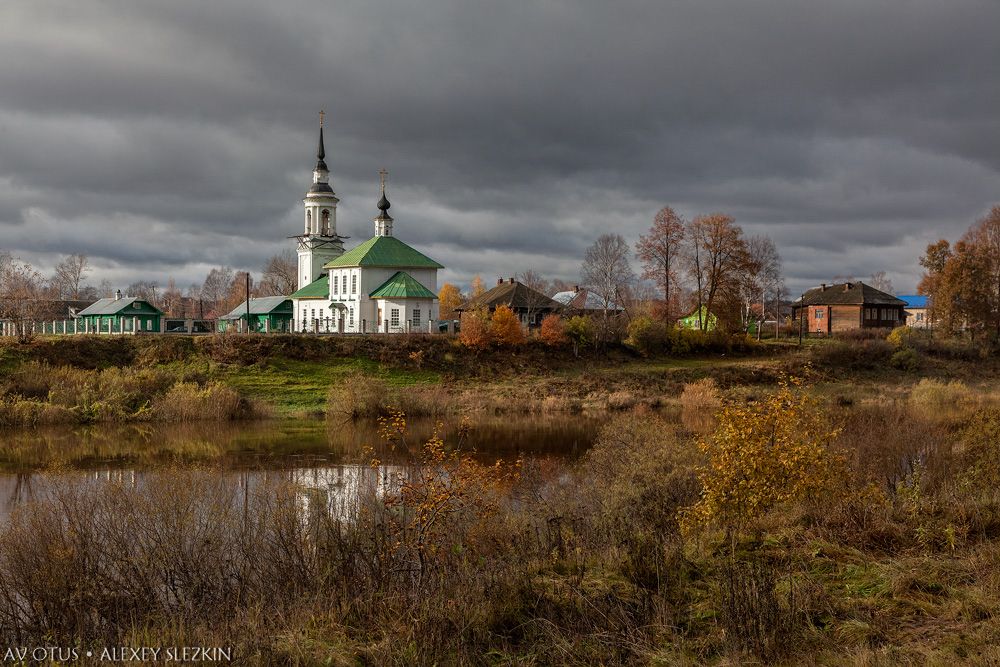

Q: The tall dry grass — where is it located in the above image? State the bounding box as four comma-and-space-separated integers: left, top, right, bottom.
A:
0, 361, 262, 425
7, 387, 1000, 662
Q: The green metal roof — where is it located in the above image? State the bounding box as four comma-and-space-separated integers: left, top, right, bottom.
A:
369, 271, 437, 299
219, 297, 293, 320
323, 236, 443, 269
77, 297, 164, 316
289, 274, 329, 299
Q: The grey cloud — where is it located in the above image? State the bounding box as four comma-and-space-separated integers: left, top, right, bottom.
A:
0, 0, 998, 295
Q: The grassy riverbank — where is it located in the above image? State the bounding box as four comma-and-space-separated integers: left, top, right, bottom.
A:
4, 376, 1000, 664
2, 332, 999, 425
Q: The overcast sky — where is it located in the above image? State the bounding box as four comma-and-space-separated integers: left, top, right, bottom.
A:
1, 0, 998, 296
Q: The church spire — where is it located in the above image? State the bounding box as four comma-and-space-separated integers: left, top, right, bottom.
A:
374, 169, 394, 237
315, 110, 328, 171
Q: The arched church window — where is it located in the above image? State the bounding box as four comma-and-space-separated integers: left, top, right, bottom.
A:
321, 209, 330, 235
306, 210, 312, 231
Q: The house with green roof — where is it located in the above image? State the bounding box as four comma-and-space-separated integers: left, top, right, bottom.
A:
76, 292, 164, 333
218, 296, 294, 333
288, 160, 443, 333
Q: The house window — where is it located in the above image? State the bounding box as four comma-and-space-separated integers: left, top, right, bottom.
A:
412, 308, 421, 327
351, 274, 357, 294
391, 308, 400, 327
916, 312, 923, 322
814, 309, 824, 319
342, 274, 347, 294
349, 307, 354, 326
333, 275, 338, 295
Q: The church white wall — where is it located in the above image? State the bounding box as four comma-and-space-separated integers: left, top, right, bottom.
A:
291, 297, 345, 333
321, 266, 439, 333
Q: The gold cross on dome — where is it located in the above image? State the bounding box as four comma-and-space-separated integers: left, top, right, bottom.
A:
378, 168, 388, 191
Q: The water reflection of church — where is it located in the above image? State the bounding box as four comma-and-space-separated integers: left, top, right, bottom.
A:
290, 464, 414, 522
0, 465, 417, 525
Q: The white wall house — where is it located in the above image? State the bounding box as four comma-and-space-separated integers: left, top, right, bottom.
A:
289, 125, 441, 333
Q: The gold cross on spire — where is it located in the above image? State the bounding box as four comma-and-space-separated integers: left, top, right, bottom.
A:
378, 168, 388, 192
319, 109, 325, 127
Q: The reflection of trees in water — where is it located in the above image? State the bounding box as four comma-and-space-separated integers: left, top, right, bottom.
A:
0, 473, 34, 519
0, 413, 605, 472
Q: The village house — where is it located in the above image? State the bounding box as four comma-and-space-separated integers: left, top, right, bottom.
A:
677, 306, 718, 331
898, 294, 931, 328
75, 290, 164, 333
457, 278, 563, 327
792, 281, 905, 334
218, 296, 294, 333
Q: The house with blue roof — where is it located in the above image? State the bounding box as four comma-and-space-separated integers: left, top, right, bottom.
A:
898, 294, 931, 328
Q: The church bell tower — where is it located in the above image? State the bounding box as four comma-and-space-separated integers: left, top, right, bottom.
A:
295, 112, 345, 289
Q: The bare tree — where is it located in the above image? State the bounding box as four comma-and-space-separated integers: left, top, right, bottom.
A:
222, 270, 254, 315
161, 278, 185, 317
516, 269, 550, 296
259, 250, 298, 296
636, 206, 685, 320
0, 255, 45, 342
582, 234, 634, 345
51, 253, 90, 299
126, 280, 159, 302
869, 271, 894, 295
200, 266, 235, 314
738, 235, 783, 337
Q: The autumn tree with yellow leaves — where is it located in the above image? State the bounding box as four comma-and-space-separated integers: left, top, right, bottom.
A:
437, 282, 463, 320
490, 304, 525, 346
459, 307, 492, 350
681, 376, 842, 536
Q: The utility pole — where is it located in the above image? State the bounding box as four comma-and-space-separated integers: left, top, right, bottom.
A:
245, 272, 251, 334
798, 294, 804, 346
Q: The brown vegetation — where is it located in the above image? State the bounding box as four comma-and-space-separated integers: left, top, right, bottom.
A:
6, 376, 1000, 662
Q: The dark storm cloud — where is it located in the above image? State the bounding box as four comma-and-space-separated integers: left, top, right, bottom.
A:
0, 0, 998, 294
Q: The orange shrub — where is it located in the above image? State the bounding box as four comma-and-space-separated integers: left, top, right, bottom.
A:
490, 305, 525, 346
539, 313, 568, 347
459, 308, 492, 350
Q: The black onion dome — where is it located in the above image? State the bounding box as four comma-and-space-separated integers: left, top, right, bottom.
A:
377, 192, 390, 212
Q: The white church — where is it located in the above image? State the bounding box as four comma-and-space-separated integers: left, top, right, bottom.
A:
288, 121, 442, 333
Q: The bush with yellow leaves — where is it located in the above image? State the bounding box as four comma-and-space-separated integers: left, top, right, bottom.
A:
680, 376, 843, 536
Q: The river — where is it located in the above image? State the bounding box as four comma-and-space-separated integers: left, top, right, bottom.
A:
0, 413, 607, 520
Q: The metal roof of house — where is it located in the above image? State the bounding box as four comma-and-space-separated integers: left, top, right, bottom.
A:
289, 274, 329, 299
323, 236, 443, 269
369, 271, 437, 299
552, 288, 620, 311
77, 297, 163, 316
794, 282, 905, 307
219, 297, 293, 320
898, 294, 929, 308
458, 280, 563, 312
